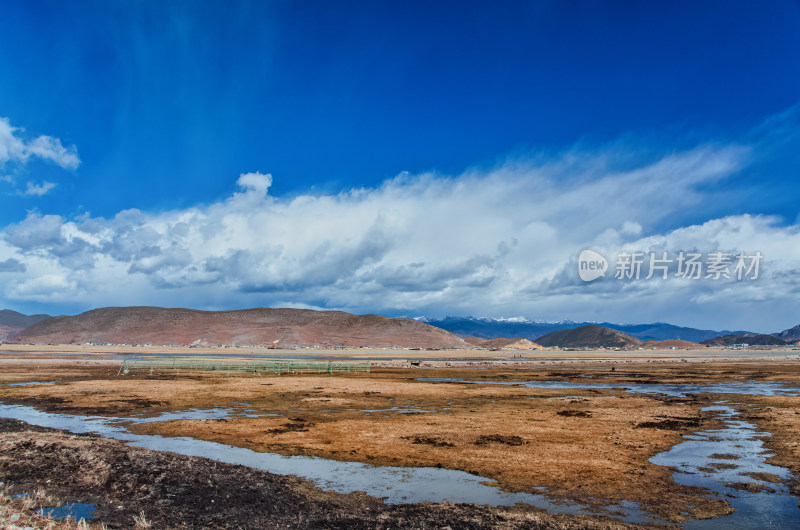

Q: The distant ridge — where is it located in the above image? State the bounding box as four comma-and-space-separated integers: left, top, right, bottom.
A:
0, 309, 52, 329
702, 333, 791, 347
536, 325, 643, 349
642, 339, 707, 349
12, 306, 469, 349
0, 309, 52, 341
423, 316, 747, 342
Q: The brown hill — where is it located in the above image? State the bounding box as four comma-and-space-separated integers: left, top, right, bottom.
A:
0, 326, 18, 341
642, 339, 707, 349
536, 325, 642, 349
461, 335, 489, 346
478, 337, 520, 348
12, 306, 469, 349
462, 336, 543, 349
0, 310, 52, 341
506, 338, 543, 350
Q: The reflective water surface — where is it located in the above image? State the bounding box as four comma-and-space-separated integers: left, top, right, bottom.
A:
38, 502, 97, 520
652, 404, 799, 529
418, 378, 800, 397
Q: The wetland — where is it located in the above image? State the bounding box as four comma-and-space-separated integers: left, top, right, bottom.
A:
1, 355, 799, 528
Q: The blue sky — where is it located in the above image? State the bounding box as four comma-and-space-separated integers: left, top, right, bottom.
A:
1, 1, 799, 332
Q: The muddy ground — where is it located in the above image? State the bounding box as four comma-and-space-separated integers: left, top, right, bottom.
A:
1, 359, 800, 527
0, 419, 639, 529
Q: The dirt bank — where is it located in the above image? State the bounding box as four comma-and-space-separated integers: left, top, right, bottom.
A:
0, 419, 641, 529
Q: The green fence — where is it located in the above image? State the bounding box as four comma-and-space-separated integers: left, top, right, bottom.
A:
119, 359, 370, 375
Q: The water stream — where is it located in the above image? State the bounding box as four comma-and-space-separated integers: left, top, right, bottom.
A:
418, 378, 800, 397
652, 404, 798, 529
1, 403, 648, 520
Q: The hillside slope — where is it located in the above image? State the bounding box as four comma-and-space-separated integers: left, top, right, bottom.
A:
536, 325, 643, 349
0, 309, 52, 329
0, 310, 52, 341
774, 324, 800, 341
13, 307, 469, 349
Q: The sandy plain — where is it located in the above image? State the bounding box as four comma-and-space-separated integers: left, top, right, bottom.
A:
3, 342, 799, 361
1, 350, 799, 527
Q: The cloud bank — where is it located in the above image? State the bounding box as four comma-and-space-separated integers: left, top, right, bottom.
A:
1, 137, 797, 331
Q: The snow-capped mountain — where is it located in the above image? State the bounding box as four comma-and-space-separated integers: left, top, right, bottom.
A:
418, 316, 746, 342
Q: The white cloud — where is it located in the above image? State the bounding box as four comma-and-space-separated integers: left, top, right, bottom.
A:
25, 136, 81, 170
0, 141, 797, 331
7, 273, 79, 302
24, 181, 57, 196
0, 116, 80, 170
236, 171, 272, 195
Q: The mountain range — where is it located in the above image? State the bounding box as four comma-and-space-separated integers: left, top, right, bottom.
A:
419, 316, 751, 342
3, 308, 799, 349
702, 333, 792, 347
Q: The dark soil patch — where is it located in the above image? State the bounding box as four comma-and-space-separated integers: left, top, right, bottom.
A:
267, 420, 314, 434
740, 471, 784, 484
546, 372, 581, 378
474, 434, 526, 446
10, 396, 66, 405
112, 398, 167, 408
0, 417, 62, 434
557, 410, 592, 418
402, 436, 455, 447
635, 418, 700, 430
709, 453, 740, 460
723, 482, 776, 494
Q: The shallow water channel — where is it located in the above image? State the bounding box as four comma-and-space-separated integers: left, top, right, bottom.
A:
0, 402, 658, 523
652, 404, 799, 529
2, 378, 800, 526
418, 378, 800, 397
